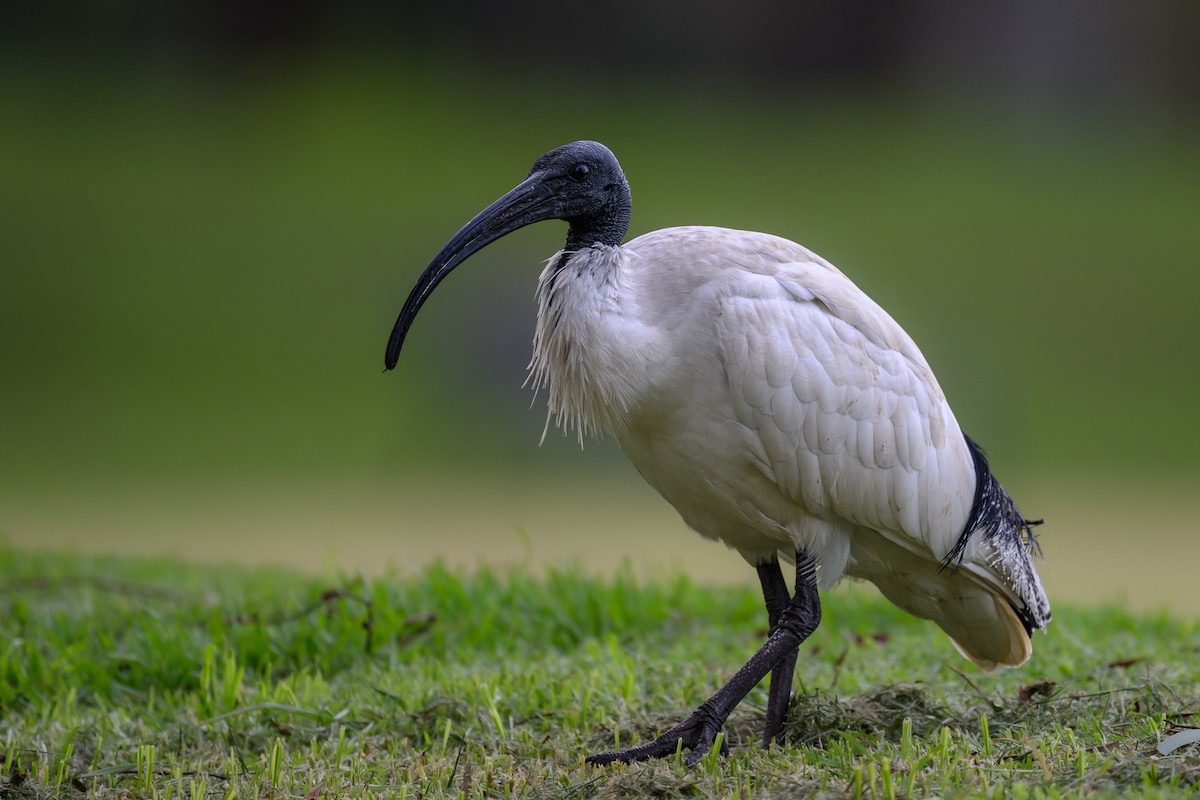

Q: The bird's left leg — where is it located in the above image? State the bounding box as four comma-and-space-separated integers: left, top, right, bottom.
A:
757, 556, 799, 747
586, 552, 821, 766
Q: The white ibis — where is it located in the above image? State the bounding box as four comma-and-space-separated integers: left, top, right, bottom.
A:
385, 140, 1050, 765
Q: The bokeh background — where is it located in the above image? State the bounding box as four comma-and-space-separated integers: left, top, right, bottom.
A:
3, 3, 1198, 613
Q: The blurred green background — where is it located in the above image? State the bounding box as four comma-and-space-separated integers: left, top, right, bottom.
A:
2, 4, 1198, 612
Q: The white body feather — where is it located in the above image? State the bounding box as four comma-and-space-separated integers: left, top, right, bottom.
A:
530, 225, 1045, 669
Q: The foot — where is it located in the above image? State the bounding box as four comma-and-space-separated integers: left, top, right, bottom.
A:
586, 702, 729, 766
588, 552, 821, 767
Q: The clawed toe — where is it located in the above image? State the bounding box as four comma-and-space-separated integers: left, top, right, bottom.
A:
586, 709, 726, 766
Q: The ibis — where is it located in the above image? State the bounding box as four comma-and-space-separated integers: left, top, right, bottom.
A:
384, 140, 1050, 765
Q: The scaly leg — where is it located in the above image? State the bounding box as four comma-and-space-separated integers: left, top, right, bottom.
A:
587, 552, 821, 766
757, 556, 799, 747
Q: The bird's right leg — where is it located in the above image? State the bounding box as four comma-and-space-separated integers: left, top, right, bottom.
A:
586, 551, 821, 766
757, 556, 799, 747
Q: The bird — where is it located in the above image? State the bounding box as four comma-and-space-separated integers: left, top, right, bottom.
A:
384, 140, 1050, 766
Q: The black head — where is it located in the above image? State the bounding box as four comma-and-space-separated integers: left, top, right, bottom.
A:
384, 141, 632, 370
527, 140, 631, 251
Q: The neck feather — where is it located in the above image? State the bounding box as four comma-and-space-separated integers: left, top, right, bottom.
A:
564, 180, 631, 251
527, 245, 630, 444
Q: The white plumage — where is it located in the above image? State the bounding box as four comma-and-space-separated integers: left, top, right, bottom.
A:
529, 225, 1045, 670
386, 140, 1049, 763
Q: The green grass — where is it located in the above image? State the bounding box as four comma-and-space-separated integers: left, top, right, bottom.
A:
2, 544, 1197, 798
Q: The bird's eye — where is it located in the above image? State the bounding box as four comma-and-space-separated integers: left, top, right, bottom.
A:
569, 163, 590, 182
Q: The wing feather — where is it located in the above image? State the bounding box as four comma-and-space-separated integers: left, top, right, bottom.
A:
606, 226, 1043, 668
717, 262, 975, 562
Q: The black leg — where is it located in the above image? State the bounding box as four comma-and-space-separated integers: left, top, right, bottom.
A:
757, 557, 799, 747
587, 551, 822, 766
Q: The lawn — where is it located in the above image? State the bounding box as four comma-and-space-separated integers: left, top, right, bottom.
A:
2, 544, 1197, 799
4, 48, 1199, 800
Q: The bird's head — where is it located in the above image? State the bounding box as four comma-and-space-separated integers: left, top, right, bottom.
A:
527, 141, 631, 238
385, 141, 631, 370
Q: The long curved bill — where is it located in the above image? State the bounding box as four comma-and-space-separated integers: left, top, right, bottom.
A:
385, 171, 554, 370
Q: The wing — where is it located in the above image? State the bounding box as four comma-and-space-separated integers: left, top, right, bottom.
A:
714, 255, 1054, 668
715, 259, 977, 569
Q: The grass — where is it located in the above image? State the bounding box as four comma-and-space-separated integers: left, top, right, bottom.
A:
2, 546, 1200, 796
2, 544, 1198, 798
